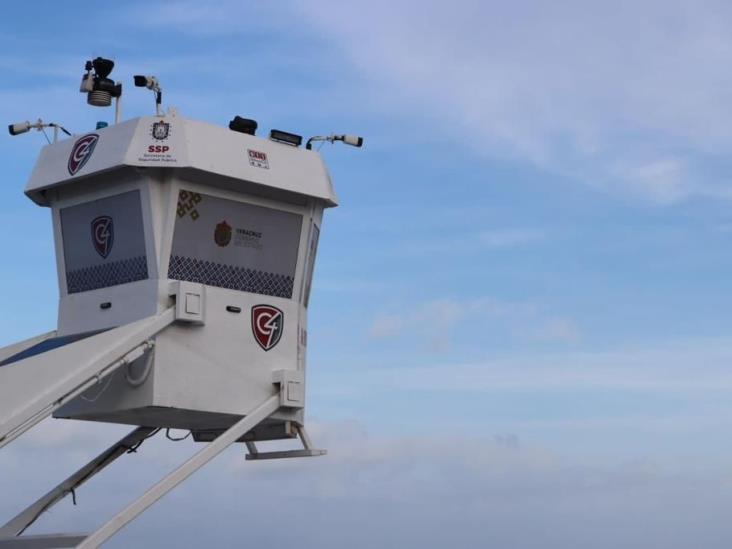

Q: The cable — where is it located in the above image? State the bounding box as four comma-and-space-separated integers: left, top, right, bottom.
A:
125, 348, 153, 387
165, 428, 191, 442
125, 428, 161, 454
49, 123, 72, 136
80, 372, 114, 403
16, 428, 161, 536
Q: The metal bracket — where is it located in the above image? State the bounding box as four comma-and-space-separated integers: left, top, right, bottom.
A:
245, 425, 327, 461
272, 369, 305, 408
171, 282, 206, 325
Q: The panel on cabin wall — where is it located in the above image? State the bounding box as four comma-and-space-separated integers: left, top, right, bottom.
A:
168, 190, 302, 298
60, 190, 148, 294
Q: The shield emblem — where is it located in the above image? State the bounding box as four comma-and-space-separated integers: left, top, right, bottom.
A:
68, 133, 99, 175
251, 305, 284, 351
152, 121, 170, 141
91, 216, 114, 258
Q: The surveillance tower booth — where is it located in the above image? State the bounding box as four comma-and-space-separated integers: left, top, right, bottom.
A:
21, 114, 332, 434
0, 66, 361, 546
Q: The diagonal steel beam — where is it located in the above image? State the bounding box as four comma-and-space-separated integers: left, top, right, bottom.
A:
78, 394, 280, 549
0, 427, 158, 538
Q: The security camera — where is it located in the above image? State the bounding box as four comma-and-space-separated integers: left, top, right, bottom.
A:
133, 75, 163, 115
305, 133, 365, 150
134, 75, 159, 90
341, 135, 364, 147
7, 119, 71, 142
8, 121, 31, 136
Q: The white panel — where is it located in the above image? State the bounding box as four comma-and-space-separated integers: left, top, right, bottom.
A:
25, 116, 338, 207
57, 280, 159, 336
0, 311, 173, 444
168, 191, 302, 299
153, 287, 299, 417
302, 221, 320, 307
60, 190, 148, 294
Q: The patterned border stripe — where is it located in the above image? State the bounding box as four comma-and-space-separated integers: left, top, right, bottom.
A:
67, 256, 149, 294
168, 255, 294, 298
176, 191, 202, 220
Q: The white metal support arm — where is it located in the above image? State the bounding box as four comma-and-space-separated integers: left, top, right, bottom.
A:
78, 394, 281, 548
0, 308, 175, 451
0, 427, 158, 539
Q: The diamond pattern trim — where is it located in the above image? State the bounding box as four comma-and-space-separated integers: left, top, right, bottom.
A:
168, 255, 294, 298
67, 256, 149, 294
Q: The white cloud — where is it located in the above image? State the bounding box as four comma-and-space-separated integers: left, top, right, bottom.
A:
107, 1, 732, 203
3, 418, 732, 548
613, 157, 689, 204
533, 316, 582, 344
320, 334, 732, 396
368, 296, 576, 349
110, 0, 732, 206
406, 228, 545, 255
369, 312, 406, 339
290, 0, 732, 203
368, 299, 462, 349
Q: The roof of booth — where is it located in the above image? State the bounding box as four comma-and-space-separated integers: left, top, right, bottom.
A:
24, 114, 338, 207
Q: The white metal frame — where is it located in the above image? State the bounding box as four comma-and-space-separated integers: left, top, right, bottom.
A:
0, 310, 175, 451
0, 427, 158, 539
78, 393, 282, 548
0, 387, 323, 548
0, 299, 325, 548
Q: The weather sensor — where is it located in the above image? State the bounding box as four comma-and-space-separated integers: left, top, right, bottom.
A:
80, 57, 122, 122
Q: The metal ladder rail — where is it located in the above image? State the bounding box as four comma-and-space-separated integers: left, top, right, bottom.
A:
0, 309, 175, 451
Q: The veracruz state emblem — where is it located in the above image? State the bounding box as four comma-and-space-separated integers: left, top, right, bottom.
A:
214, 220, 232, 247
151, 121, 170, 140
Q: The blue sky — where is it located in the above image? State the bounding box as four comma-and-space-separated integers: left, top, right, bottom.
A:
3, 1, 732, 547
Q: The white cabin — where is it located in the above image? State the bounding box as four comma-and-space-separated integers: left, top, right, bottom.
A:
9, 113, 337, 441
